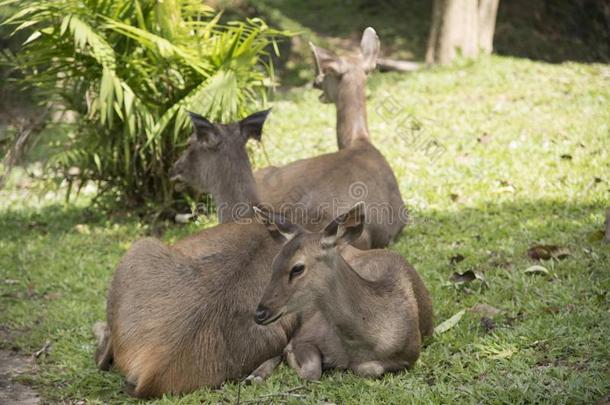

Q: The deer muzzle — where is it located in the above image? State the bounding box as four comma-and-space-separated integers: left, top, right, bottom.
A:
254, 305, 285, 325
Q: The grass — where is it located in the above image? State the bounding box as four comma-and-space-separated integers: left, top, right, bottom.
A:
1, 54, 609, 404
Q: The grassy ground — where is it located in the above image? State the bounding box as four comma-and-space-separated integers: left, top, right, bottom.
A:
1, 54, 609, 403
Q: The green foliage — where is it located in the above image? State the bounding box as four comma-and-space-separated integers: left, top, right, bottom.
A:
2, 0, 282, 206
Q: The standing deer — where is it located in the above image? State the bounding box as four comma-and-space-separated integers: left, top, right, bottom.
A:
253, 203, 434, 380
254, 27, 406, 249
94, 110, 301, 398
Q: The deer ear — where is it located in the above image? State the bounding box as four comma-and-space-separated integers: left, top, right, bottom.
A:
253, 205, 300, 242
360, 27, 380, 73
240, 109, 271, 141
309, 42, 347, 76
188, 111, 220, 149
322, 202, 365, 248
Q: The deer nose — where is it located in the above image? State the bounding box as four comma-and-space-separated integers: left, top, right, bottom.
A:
255, 305, 271, 324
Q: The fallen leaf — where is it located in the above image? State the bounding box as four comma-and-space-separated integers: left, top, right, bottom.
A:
492, 181, 516, 194
480, 317, 495, 333
477, 132, 492, 144
74, 224, 90, 235
174, 213, 194, 224
33, 340, 52, 358
543, 306, 560, 314
44, 292, 62, 301
434, 309, 465, 335
560, 154, 572, 160
26, 283, 36, 298
449, 193, 460, 202
450, 270, 485, 285
524, 265, 549, 275
449, 253, 465, 264
588, 230, 605, 242
470, 303, 502, 317
527, 244, 570, 261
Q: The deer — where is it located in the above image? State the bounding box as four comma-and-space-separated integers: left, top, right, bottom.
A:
253, 27, 406, 250
252, 202, 434, 381
94, 110, 305, 398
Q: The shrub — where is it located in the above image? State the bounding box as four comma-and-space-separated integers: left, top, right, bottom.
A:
2, 0, 282, 207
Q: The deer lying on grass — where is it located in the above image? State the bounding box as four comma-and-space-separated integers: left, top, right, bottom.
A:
253, 203, 434, 380
254, 27, 405, 249
94, 110, 302, 398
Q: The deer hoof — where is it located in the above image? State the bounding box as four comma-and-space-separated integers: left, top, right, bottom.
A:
244, 374, 263, 385
353, 361, 385, 378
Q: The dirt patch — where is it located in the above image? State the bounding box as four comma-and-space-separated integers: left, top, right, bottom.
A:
0, 350, 40, 404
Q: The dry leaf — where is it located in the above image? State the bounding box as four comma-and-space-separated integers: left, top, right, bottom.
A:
492, 180, 516, 194
527, 244, 570, 261
477, 132, 492, 144
449, 253, 465, 264
450, 270, 485, 285
588, 230, 605, 242
434, 309, 465, 335
44, 292, 62, 301
74, 224, 90, 235
524, 265, 549, 275
543, 306, 560, 314
560, 154, 572, 160
449, 193, 460, 202
174, 213, 194, 224
480, 317, 495, 333
470, 303, 502, 317
33, 340, 52, 358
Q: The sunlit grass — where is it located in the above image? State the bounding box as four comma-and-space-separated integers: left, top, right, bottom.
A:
1, 55, 609, 403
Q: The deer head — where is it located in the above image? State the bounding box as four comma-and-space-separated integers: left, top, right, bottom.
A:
309, 27, 380, 104
170, 109, 271, 194
253, 203, 365, 325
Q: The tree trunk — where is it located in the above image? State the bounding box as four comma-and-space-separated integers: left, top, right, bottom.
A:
426, 0, 500, 65
478, 0, 500, 53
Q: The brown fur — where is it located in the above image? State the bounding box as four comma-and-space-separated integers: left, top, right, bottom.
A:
253, 28, 406, 249
95, 112, 301, 397
254, 204, 434, 380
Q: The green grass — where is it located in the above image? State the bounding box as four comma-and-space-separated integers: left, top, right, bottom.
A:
1, 55, 609, 403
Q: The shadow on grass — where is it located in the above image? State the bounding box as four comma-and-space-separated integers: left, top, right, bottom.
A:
0, 197, 606, 261
0, 198, 607, 402
397, 198, 608, 295
0, 203, 137, 242
251, 0, 608, 80
494, 0, 609, 64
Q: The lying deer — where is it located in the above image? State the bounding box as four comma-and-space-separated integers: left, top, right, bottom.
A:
253, 203, 434, 380
94, 110, 301, 398
254, 27, 405, 249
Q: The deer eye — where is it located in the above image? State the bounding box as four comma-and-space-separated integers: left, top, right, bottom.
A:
289, 264, 305, 280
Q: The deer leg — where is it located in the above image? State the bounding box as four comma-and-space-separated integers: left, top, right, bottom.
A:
245, 355, 282, 384
92, 321, 113, 371
353, 358, 413, 378
284, 342, 322, 381
352, 360, 386, 378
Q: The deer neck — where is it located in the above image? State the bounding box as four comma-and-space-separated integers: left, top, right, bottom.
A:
210, 158, 260, 224
335, 71, 370, 149
316, 253, 384, 336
